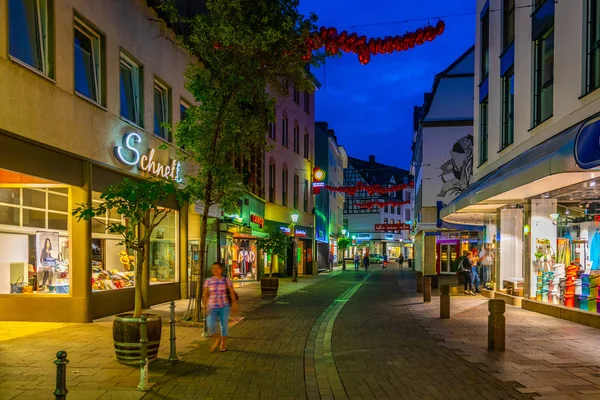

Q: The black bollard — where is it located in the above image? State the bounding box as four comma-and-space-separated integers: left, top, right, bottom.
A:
53, 351, 69, 400
137, 315, 150, 391
168, 301, 179, 363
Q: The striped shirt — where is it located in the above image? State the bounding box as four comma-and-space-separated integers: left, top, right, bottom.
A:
204, 277, 232, 309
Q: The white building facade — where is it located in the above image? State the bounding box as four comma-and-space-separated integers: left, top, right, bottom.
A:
441, 0, 600, 321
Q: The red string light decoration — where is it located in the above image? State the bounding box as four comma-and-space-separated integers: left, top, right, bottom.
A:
303, 20, 446, 65
324, 182, 414, 196
356, 200, 410, 210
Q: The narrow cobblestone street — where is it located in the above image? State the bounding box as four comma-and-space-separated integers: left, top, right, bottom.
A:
1, 265, 600, 400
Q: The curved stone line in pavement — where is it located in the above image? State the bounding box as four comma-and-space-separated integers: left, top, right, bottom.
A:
305, 273, 371, 400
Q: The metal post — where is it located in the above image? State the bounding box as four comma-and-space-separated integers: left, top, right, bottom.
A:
168, 301, 179, 363
416, 271, 423, 293
423, 277, 431, 303
291, 224, 298, 282
137, 315, 150, 391
440, 284, 450, 319
53, 351, 69, 400
488, 299, 506, 352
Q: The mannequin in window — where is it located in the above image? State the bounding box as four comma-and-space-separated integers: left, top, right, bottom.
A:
238, 247, 249, 276
247, 248, 256, 276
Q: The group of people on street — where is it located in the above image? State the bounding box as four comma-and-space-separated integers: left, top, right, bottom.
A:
460, 246, 493, 295
353, 253, 370, 271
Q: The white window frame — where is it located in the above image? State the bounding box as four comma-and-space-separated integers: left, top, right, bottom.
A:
74, 16, 102, 103
120, 53, 142, 126
153, 79, 170, 141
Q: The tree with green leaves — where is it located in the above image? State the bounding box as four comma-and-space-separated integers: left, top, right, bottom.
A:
159, 0, 326, 321
257, 229, 292, 278
73, 178, 186, 318
337, 237, 351, 270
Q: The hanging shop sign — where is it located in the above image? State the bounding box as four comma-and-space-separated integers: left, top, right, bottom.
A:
279, 227, 308, 237
312, 167, 327, 194
575, 117, 600, 169
374, 223, 410, 232
115, 132, 182, 181
250, 213, 264, 229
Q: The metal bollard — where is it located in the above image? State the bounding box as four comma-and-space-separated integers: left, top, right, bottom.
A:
488, 299, 506, 352
423, 277, 432, 303
53, 351, 69, 400
168, 301, 179, 363
440, 284, 450, 319
416, 271, 423, 293
137, 315, 150, 391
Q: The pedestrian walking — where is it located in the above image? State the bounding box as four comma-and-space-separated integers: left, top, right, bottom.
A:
461, 252, 474, 296
203, 262, 238, 352
328, 252, 334, 271
362, 254, 370, 271
398, 253, 404, 267
354, 253, 360, 271
472, 254, 481, 294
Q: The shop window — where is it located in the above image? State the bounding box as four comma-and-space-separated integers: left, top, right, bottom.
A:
533, 26, 554, 126
480, 7, 490, 80
281, 168, 288, 206
293, 123, 300, 154
0, 182, 70, 295
502, 0, 515, 50
303, 132, 309, 159
281, 116, 288, 147
154, 79, 171, 141
479, 98, 489, 165
293, 174, 299, 210
268, 162, 275, 203
8, 0, 54, 77
149, 209, 178, 284
303, 179, 308, 212
501, 72, 515, 149
74, 16, 103, 104
585, 0, 600, 94
120, 53, 142, 126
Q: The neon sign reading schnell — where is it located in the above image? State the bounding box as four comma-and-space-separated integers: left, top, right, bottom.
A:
115, 133, 182, 182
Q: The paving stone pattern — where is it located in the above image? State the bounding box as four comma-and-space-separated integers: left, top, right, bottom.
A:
1, 266, 599, 400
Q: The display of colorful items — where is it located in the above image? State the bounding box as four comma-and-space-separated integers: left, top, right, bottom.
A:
303, 21, 446, 65
91, 261, 135, 291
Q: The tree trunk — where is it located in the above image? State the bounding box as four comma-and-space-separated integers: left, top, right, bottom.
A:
133, 247, 145, 318
268, 252, 273, 278
193, 195, 212, 323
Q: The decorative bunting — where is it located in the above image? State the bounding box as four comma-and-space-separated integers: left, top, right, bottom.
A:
324, 182, 413, 196
356, 200, 410, 210
303, 20, 446, 65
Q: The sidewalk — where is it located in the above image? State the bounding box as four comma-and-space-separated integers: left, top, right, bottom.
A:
399, 270, 600, 400
0, 272, 339, 400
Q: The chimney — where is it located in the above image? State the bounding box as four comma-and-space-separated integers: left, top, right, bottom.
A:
369, 155, 375, 163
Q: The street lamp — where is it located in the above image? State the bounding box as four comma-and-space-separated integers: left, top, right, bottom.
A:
341, 229, 347, 235
290, 212, 299, 282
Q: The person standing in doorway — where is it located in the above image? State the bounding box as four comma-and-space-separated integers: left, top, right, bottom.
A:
203, 262, 237, 352
354, 253, 360, 271
461, 252, 474, 295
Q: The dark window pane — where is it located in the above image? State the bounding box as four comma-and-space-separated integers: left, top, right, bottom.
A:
180, 103, 188, 121
9, 0, 43, 71
23, 208, 45, 228
120, 63, 136, 122
74, 28, 97, 100
48, 212, 68, 231
23, 188, 45, 208
0, 188, 20, 205
0, 205, 20, 226
154, 87, 167, 139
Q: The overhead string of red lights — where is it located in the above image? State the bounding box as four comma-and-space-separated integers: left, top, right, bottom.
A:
303, 20, 446, 65
324, 182, 414, 196
356, 200, 410, 210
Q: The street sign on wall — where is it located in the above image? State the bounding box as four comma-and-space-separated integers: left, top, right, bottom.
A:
374, 223, 410, 232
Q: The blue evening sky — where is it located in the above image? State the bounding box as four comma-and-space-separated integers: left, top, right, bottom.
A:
298, 0, 476, 169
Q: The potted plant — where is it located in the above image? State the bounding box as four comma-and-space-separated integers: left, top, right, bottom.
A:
257, 229, 291, 296
337, 237, 351, 270
73, 178, 185, 364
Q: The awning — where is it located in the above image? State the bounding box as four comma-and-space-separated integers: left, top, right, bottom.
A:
440, 115, 600, 221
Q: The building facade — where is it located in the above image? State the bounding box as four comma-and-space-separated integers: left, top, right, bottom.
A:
442, 0, 600, 319
0, 0, 208, 322
314, 122, 345, 270
343, 156, 413, 260
411, 46, 482, 277
265, 78, 318, 276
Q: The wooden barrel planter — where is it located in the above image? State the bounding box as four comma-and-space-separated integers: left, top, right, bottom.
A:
261, 277, 279, 296
113, 313, 162, 365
